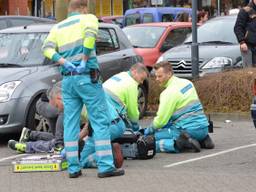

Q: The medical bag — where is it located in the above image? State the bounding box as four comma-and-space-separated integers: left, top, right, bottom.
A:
113, 129, 156, 160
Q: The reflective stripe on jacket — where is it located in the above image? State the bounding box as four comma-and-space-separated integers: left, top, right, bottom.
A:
42, 12, 99, 73
103, 72, 139, 122
153, 76, 208, 130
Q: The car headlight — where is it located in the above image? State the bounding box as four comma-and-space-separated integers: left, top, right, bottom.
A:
0, 81, 22, 103
156, 55, 164, 63
202, 57, 232, 69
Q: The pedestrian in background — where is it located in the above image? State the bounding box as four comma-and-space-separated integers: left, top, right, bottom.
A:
197, 11, 208, 24
42, 0, 124, 178
234, 0, 256, 67
176, 12, 190, 22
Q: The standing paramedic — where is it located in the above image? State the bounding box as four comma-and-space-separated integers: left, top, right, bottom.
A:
42, 0, 124, 178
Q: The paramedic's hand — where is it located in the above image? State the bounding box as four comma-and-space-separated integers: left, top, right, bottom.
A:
144, 127, 155, 136
76, 60, 86, 73
63, 60, 76, 72
79, 122, 89, 139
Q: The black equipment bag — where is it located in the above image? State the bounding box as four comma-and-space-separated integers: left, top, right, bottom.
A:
112, 129, 156, 160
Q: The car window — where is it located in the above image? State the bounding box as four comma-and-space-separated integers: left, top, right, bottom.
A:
162, 14, 175, 22
125, 13, 140, 26
123, 26, 165, 48
96, 28, 119, 55
115, 18, 123, 24
185, 18, 237, 44
143, 13, 153, 23
164, 28, 192, 47
10, 19, 35, 27
0, 33, 48, 67
0, 20, 8, 30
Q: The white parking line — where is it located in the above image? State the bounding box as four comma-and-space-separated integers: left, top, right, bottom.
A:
164, 143, 256, 168
0, 154, 27, 163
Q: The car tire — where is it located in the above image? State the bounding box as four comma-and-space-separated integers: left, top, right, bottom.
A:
138, 85, 148, 119
26, 96, 51, 132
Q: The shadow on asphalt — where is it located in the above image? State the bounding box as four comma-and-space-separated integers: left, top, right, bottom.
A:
0, 133, 19, 146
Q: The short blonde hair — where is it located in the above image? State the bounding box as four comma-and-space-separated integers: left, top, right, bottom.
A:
68, 0, 87, 11
154, 61, 173, 74
131, 62, 149, 77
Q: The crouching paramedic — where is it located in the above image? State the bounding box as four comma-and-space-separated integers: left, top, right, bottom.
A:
143, 61, 214, 153
42, 0, 123, 178
103, 63, 149, 131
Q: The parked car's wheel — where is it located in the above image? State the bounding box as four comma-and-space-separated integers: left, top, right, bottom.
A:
138, 85, 148, 119
26, 97, 51, 132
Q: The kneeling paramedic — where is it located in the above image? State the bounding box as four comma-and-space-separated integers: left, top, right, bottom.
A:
142, 61, 214, 153
103, 63, 149, 131
42, 0, 123, 178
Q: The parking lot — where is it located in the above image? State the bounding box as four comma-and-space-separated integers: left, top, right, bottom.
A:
0, 115, 255, 192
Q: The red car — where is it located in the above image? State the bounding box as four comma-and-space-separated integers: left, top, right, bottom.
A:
123, 22, 193, 70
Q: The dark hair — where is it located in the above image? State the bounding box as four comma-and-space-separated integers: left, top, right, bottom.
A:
177, 12, 189, 22
154, 61, 173, 74
197, 11, 208, 22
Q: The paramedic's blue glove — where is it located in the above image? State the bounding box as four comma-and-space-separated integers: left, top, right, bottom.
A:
143, 127, 155, 136
60, 148, 66, 159
76, 60, 86, 73
63, 60, 76, 72
131, 122, 141, 132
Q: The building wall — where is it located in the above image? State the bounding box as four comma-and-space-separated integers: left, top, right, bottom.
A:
0, 0, 7, 15
8, 0, 28, 15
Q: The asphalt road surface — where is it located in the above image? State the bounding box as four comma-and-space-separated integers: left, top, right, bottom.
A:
0, 115, 256, 192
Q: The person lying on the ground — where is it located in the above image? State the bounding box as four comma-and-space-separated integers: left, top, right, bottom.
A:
8, 124, 88, 154
36, 91, 64, 150
8, 81, 126, 169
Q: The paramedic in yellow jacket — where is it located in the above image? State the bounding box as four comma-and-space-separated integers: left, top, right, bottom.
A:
103, 63, 149, 131
144, 61, 214, 153
42, 0, 124, 178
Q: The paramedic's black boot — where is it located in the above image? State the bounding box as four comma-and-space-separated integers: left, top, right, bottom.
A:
175, 132, 201, 153
98, 168, 125, 178
69, 170, 82, 178
199, 134, 215, 149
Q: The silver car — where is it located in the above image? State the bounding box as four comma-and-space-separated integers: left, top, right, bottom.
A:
157, 15, 243, 79
0, 23, 147, 134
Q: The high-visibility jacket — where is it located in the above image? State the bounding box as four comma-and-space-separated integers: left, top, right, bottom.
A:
42, 12, 98, 74
103, 71, 139, 122
153, 76, 208, 130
